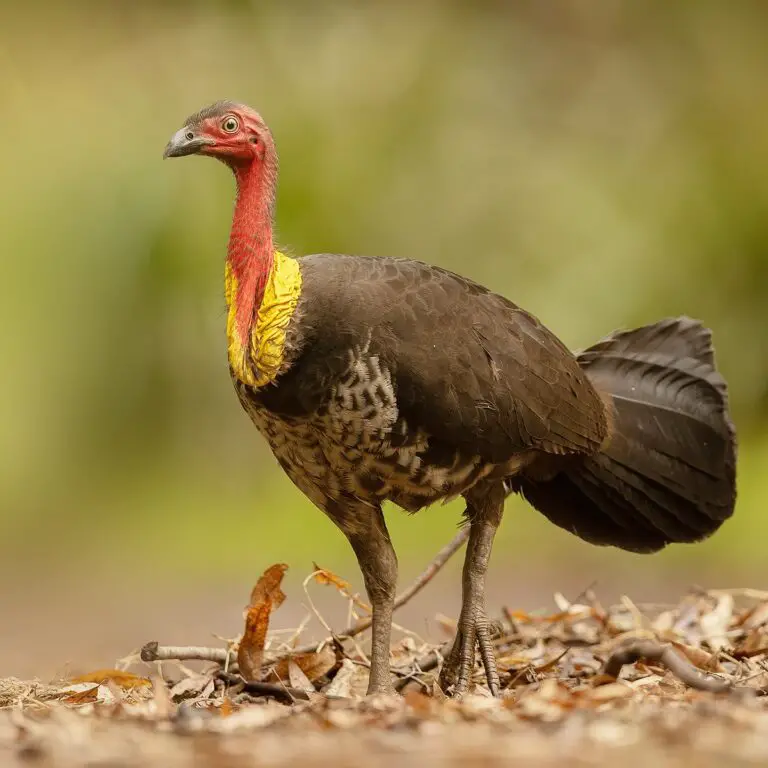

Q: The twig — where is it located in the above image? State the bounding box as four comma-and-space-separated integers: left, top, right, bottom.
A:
217, 672, 310, 704
505, 664, 535, 689
601, 639, 732, 693
140, 642, 231, 665
394, 642, 452, 692
390, 526, 469, 612
301, 570, 371, 665
139, 528, 468, 673
733, 646, 768, 660
301, 573, 336, 636
263, 526, 469, 667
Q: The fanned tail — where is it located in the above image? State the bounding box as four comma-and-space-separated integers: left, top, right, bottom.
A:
514, 317, 737, 553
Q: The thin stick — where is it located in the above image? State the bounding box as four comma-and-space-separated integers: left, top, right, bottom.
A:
140, 527, 469, 671
217, 671, 310, 704
263, 525, 469, 666
394, 641, 452, 692
601, 639, 731, 694
301, 573, 336, 636
140, 642, 230, 664
391, 526, 469, 612
301, 571, 371, 665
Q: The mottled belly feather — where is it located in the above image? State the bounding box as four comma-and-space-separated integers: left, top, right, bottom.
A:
232, 341, 523, 519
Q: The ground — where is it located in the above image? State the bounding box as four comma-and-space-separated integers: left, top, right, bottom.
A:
3, 565, 768, 767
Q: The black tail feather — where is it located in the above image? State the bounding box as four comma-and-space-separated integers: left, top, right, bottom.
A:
515, 318, 737, 553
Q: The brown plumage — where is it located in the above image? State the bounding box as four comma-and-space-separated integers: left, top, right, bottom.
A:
164, 102, 737, 697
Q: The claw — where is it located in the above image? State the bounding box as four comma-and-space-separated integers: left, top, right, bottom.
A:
439, 609, 500, 697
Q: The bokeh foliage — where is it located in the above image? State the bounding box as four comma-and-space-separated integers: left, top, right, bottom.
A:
1, 1, 767, 582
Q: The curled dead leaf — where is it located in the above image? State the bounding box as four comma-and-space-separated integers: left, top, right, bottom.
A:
248, 563, 288, 610
238, 563, 289, 682
312, 563, 370, 613
312, 563, 352, 592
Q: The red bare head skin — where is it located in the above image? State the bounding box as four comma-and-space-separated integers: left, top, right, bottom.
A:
165, 101, 279, 345
164, 101, 272, 165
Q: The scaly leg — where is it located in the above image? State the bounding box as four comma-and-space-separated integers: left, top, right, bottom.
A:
440, 481, 504, 697
330, 501, 398, 696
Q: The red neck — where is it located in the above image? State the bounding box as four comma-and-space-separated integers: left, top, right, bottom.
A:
227, 155, 277, 343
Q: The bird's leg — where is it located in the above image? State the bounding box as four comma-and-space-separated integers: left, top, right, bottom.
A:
440, 482, 504, 697
335, 504, 398, 696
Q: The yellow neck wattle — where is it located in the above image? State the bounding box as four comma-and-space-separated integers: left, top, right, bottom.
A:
225, 251, 303, 388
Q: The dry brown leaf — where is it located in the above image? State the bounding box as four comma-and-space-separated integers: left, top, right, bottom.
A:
700, 594, 733, 651
248, 563, 289, 608
671, 641, 722, 672
287, 661, 316, 695
740, 601, 768, 630
218, 697, 238, 717
404, 689, 434, 716
69, 669, 150, 689
322, 658, 360, 698
591, 673, 620, 687
238, 563, 289, 682
312, 562, 352, 592
497, 655, 536, 670
269, 646, 336, 684
500, 648, 566, 677
63, 685, 101, 705
312, 562, 370, 612
585, 682, 634, 703
169, 674, 215, 701
733, 639, 768, 659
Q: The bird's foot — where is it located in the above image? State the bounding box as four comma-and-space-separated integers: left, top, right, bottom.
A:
439, 608, 500, 698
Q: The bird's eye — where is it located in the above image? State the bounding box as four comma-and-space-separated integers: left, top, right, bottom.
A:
222, 116, 239, 133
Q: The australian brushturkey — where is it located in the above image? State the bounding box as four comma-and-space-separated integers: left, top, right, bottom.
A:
164, 102, 736, 696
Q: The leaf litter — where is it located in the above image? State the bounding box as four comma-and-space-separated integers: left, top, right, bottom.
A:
4, 563, 768, 766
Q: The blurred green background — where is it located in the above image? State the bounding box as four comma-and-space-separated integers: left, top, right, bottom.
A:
2, 1, 767, 677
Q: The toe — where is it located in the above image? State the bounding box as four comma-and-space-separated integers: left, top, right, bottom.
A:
477, 622, 501, 695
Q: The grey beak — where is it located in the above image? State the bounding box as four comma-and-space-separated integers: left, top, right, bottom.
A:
163, 127, 215, 158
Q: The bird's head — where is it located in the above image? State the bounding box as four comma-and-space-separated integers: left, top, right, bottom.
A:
163, 101, 272, 168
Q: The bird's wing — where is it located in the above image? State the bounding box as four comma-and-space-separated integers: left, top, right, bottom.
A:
265, 253, 608, 464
